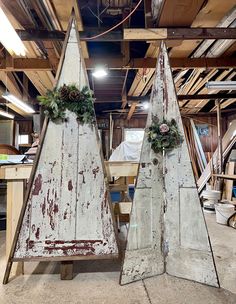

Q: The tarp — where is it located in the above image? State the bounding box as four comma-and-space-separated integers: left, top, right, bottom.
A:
109, 141, 142, 161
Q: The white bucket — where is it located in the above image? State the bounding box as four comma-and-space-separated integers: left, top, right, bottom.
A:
202, 190, 221, 213
202, 190, 221, 201
215, 203, 235, 225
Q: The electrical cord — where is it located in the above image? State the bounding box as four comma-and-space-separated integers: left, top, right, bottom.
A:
83, 0, 143, 41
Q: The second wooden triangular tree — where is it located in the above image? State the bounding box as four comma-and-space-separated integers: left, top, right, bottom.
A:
3, 13, 118, 284
120, 43, 219, 287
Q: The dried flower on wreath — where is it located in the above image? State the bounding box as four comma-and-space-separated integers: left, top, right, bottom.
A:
148, 117, 183, 153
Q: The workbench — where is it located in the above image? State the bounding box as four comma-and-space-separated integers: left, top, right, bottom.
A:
105, 161, 138, 227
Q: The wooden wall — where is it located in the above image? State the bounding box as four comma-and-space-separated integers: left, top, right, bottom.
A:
15, 113, 233, 160
183, 115, 222, 155
225, 113, 236, 127
97, 116, 146, 160
17, 120, 33, 136
97, 114, 230, 160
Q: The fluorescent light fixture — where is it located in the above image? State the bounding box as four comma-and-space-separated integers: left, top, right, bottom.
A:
0, 8, 27, 56
2, 93, 35, 114
206, 81, 236, 90
0, 109, 14, 119
92, 67, 108, 79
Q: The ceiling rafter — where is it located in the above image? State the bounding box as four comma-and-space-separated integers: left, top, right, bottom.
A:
125, 0, 208, 120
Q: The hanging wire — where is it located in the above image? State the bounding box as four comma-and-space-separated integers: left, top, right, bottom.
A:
83, 0, 143, 41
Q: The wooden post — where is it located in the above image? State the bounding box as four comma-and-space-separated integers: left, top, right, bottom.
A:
60, 261, 73, 280
215, 99, 223, 191
216, 99, 223, 174
6, 180, 24, 276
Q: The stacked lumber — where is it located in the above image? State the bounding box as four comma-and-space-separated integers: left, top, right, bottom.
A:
183, 118, 207, 179
198, 120, 236, 192
222, 161, 235, 200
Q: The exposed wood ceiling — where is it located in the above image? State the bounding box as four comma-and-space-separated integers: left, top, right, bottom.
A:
0, 0, 235, 120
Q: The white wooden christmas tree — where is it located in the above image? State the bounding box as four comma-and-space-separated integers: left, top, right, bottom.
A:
120, 43, 219, 287
4, 13, 118, 284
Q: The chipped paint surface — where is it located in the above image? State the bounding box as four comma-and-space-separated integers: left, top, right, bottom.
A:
121, 43, 218, 287
14, 21, 118, 260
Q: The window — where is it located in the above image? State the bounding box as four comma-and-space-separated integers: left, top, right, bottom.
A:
18, 135, 29, 145
124, 129, 144, 142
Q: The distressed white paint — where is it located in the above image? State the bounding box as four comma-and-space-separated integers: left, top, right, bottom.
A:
14, 20, 118, 259
121, 43, 219, 287
120, 53, 165, 284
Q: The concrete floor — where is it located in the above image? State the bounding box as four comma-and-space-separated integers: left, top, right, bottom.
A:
0, 213, 235, 304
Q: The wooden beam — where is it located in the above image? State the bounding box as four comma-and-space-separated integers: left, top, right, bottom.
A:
121, 70, 129, 109
192, 6, 236, 58
212, 174, 236, 180
61, 57, 236, 70
0, 58, 52, 71
1, 57, 235, 72
15, 27, 236, 41
95, 92, 236, 103
178, 93, 236, 100
43, 41, 59, 73
170, 0, 236, 58
124, 28, 236, 41
16, 29, 65, 41
0, 1, 55, 98
186, 70, 236, 113
0, 72, 21, 98
127, 102, 138, 120
220, 98, 236, 109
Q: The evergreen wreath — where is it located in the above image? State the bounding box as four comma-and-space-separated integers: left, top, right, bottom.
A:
148, 116, 183, 153
38, 84, 95, 124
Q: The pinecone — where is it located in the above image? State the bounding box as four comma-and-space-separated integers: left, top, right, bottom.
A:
59, 85, 70, 101
69, 89, 81, 102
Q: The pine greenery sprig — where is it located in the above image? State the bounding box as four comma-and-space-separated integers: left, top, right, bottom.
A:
37, 84, 95, 124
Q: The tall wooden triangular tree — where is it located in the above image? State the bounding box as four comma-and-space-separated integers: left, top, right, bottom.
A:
120, 42, 219, 287
3, 13, 118, 284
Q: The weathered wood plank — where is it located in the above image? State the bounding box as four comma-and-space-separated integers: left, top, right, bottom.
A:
120, 52, 165, 284
13, 18, 118, 260
3, 14, 118, 284
120, 43, 219, 287
160, 43, 218, 287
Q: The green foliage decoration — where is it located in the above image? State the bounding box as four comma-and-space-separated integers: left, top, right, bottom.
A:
148, 117, 183, 153
38, 84, 95, 124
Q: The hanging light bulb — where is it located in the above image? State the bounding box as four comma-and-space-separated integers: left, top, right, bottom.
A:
142, 102, 149, 110
92, 67, 108, 79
